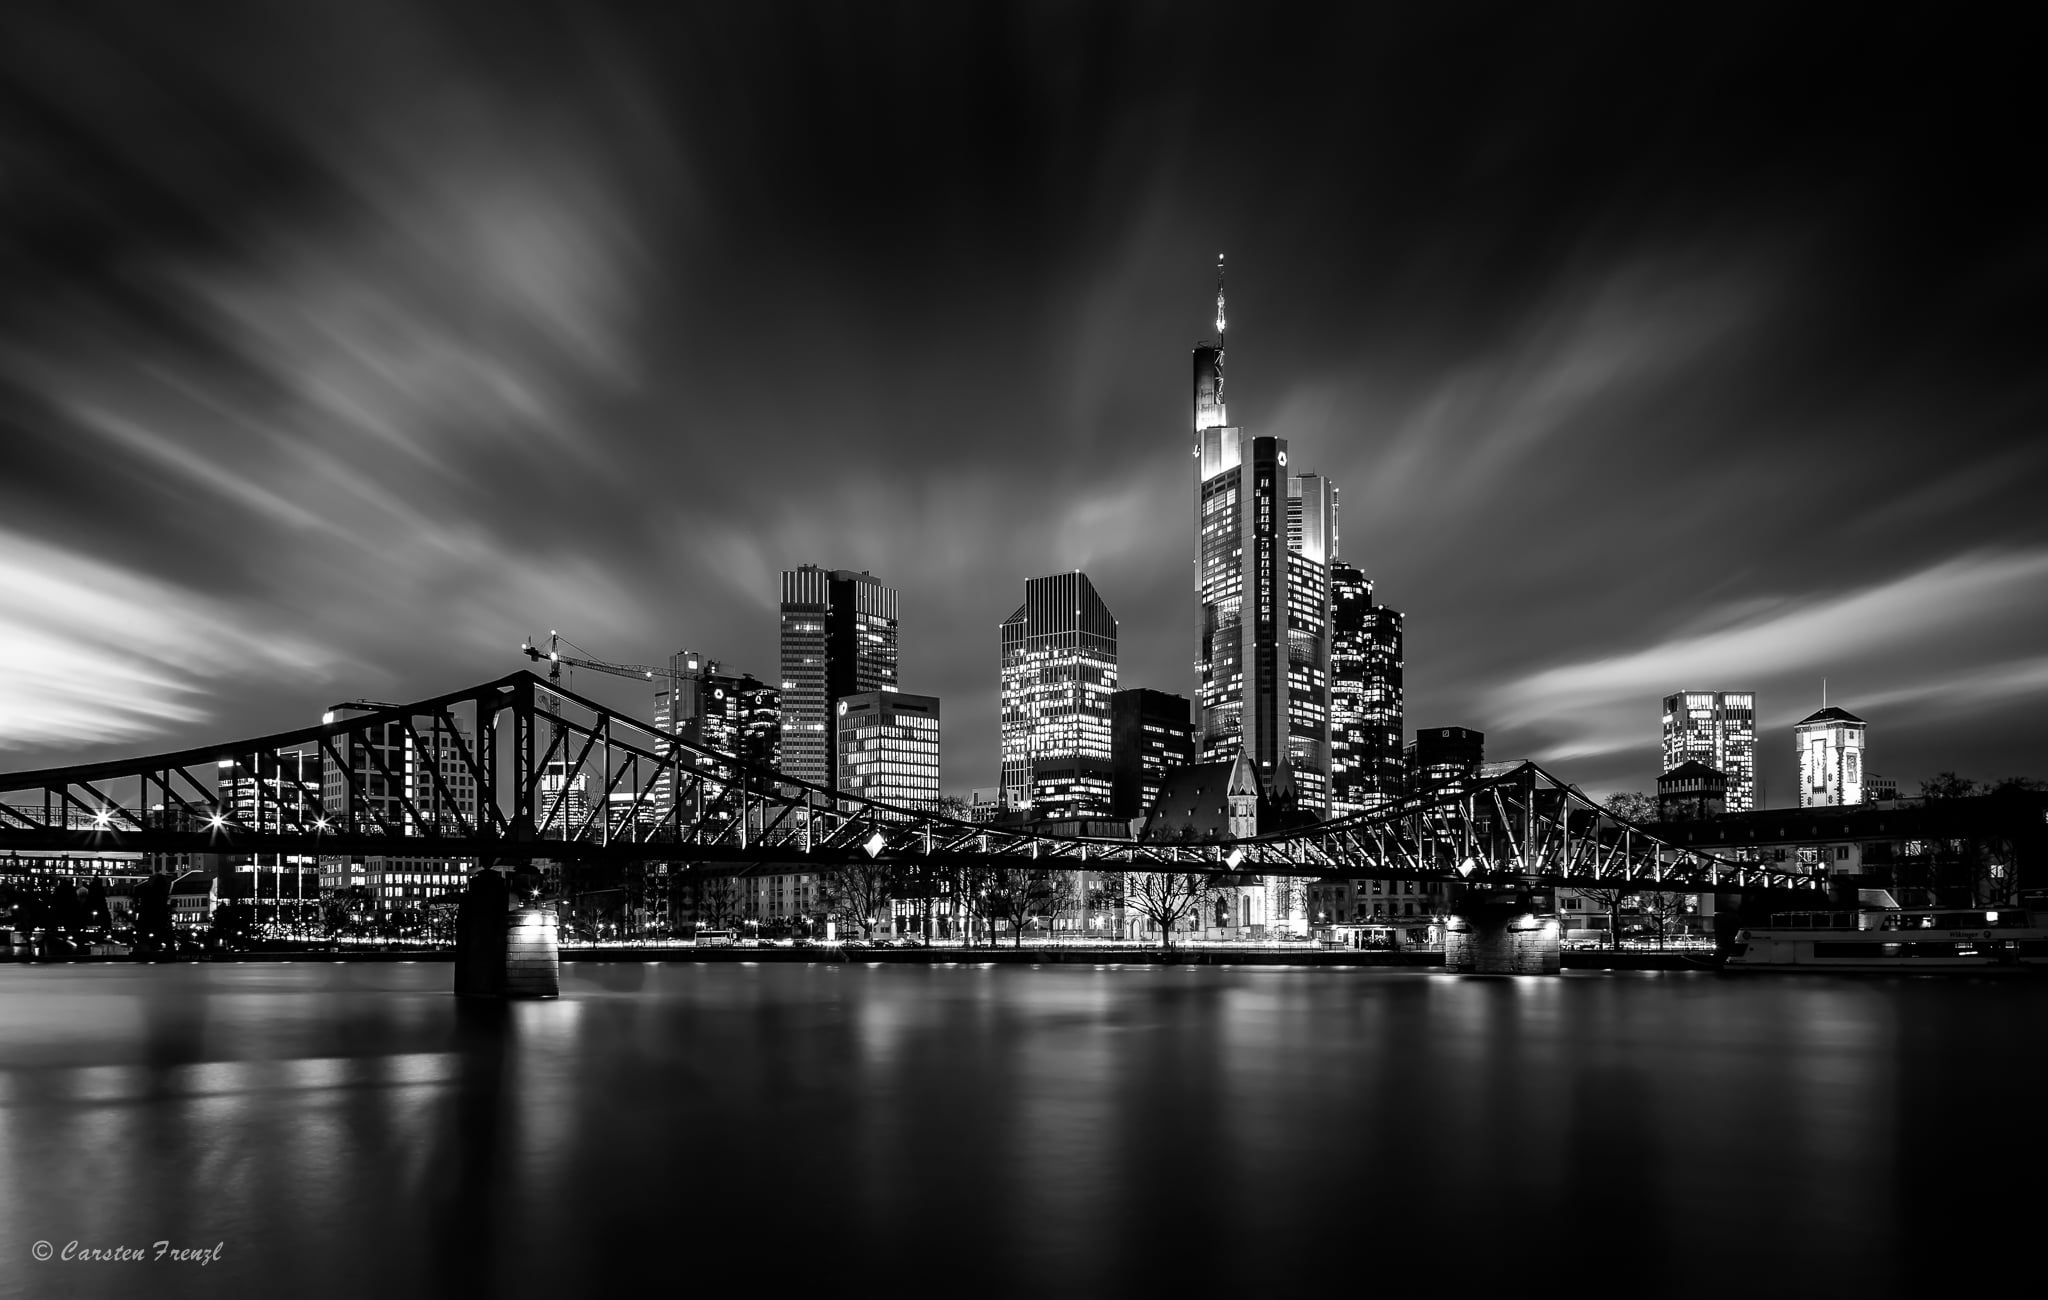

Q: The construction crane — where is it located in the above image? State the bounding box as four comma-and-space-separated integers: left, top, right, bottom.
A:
519, 631, 698, 939
518, 631, 703, 828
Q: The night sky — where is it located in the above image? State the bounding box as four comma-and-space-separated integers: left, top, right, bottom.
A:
2, 2, 2042, 805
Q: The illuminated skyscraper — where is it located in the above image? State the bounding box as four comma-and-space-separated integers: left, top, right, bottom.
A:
1661, 691, 1758, 811
1000, 572, 1118, 815
837, 691, 941, 814
779, 567, 899, 794
1191, 258, 1337, 814
1328, 561, 1405, 816
1795, 706, 1865, 808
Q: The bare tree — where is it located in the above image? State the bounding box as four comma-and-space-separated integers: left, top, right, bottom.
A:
819, 861, 898, 940
1106, 871, 1217, 949
1574, 886, 1627, 948
1635, 891, 1692, 947
982, 866, 1066, 947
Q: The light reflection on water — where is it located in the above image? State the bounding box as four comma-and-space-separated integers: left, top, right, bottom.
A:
0, 962, 2036, 1299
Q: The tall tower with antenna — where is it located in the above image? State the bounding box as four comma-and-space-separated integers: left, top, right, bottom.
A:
1189, 257, 1337, 816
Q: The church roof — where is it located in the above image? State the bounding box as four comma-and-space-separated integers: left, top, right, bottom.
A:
1139, 750, 1260, 842
1796, 706, 1865, 726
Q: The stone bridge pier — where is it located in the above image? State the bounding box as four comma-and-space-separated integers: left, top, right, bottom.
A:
1444, 887, 1560, 975
454, 866, 561, 998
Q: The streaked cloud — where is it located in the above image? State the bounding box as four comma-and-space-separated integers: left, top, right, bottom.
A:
0, 531, 344, 750
1486, 549, 2048, 763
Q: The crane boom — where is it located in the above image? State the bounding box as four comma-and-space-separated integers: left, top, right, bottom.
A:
521, 638, 660, 682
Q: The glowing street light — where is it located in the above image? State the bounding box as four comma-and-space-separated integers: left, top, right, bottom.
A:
863, 831, 887, 859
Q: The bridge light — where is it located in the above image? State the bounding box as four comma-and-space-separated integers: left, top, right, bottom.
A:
209, 814, 226, 829
1458, 857, 1478, 877
863, 831, 887, 859
1224, 847, 1245, 869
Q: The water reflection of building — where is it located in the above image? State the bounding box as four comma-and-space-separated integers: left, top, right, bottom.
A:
1000, 572, 1118, 817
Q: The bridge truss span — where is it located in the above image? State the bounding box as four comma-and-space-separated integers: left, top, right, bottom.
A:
0, 671, 1821, 893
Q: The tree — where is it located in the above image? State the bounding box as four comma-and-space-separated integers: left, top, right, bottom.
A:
982, 867, 1066, 947
819, 861, 898, 939
1105, 871, 1218, 949
1921, 772, 1981, 800
1602, 791, 1659, 823
1634, 891, 1692, 947
1574, 886, 1627, 947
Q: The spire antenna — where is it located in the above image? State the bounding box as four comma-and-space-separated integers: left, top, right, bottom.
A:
1214, 253, 1227, 348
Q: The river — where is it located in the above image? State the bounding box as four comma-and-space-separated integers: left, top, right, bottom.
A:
1, 960, 2037, 1298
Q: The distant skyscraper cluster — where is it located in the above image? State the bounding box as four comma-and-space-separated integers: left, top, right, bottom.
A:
1656, 691, 1886, 813
1181, 259, 1400, 818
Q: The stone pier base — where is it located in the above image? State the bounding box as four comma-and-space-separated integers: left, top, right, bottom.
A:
1445, 902, 1560, 975
454, 871, 560, 998
503, 906, 561, 997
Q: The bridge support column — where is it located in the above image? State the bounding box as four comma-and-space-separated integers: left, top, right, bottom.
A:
454, 869, 560, 998
1445, 893, 1560, 975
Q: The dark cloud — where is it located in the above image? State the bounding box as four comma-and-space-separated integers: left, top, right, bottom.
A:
2, 2, 2043, 803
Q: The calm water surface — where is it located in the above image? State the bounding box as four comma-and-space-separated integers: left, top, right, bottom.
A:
1, 961, 2038, 1299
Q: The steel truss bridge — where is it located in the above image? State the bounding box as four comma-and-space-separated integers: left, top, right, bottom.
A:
0, 671, 1821, 893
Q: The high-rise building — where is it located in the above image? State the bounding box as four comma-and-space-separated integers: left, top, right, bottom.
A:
779, 567, 899, 794
1795, 706, 1866, 808
1328, 561, 1405, 816
654, 656, 781, 828
1191, 259, 1336, 814
317, 702, 479, 915
1000, 572, 1118, 816
1109, 688, 1196, 819
1407, 727, 1485, 795
836, 691, 941, 814
216, 750, 322, 916
1661, 691, 1758, 811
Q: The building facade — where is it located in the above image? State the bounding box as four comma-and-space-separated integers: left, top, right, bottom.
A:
999, 572, 1119, 816
216, 750, 322, 916
1191, 264, 1336, 814
1109, 688, 1195, 820
836, 691, 941, 814
1328, 561, 1405, 816
1661, 691, 1758, 811
779, 566, 900, 794
1796, 706, 1866, 808
1407, 727, 1485, 795
317, 702, 479, 918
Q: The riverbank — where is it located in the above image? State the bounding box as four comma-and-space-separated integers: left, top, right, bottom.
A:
1, 944, 1731, 971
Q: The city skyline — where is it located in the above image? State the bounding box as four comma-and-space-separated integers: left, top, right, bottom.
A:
1, 6, 2043, 808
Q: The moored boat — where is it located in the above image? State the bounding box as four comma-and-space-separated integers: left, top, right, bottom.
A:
1727, 905, 2048, 973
